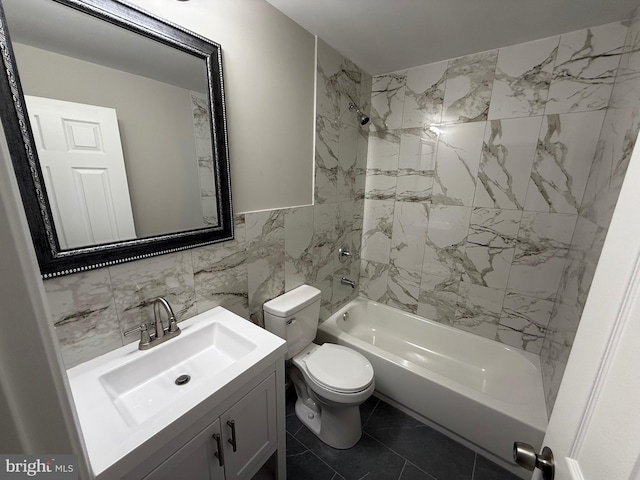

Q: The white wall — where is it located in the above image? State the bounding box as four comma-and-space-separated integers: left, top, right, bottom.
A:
0, 124, 91, 476
13, 43, 204, 238
128, 0, 316, 213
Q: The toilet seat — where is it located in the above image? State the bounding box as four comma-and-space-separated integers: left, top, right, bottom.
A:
301, 344, 373, 394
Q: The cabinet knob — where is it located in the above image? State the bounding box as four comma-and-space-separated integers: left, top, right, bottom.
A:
227, 420, 237, 452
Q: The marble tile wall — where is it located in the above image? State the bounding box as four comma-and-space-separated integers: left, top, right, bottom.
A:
43, 40, 370, 369
540, 13, 640, 413
359, 20, 640, 416
190, 91, 218, 225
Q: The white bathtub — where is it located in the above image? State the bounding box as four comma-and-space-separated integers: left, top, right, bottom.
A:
316, 297, 547, 468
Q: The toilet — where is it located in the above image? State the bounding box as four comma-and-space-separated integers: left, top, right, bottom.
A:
263, 284, 374, 449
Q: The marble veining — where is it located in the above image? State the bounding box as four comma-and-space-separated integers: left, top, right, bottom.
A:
474, 117, 542, 210
463, 208, 522, 289
545, 22, 629, 114
442, 51, 498, 124
524, 112, 606, 214
370, 73, 407, 131
366, 129, 400, 200
506, 212, 577, 301
312, 204, 339, 319
389, 201, 429, 273
554, 216, 606, 315
488, 37, 559, 120
455, 283, 505, 339
580, 102, 639, 228
497, 292, 554, 354
417, 272, 460, 324
396, 128, 437, 202
191, 91, 217, 224
402, 61, 447, 128
316, 39, 346, 122
422, 205, 472, 278
338, 57, 364, 126
540, 336, 571, 411
359, 259, 390, 303
356, 131, 370, 200
44, 269, 121, 368
284, 207, 315, 292
246, 210, 286, 327
338, 123, 359, 201
190, 91, 212, 140
386, 263, 421, 314
193, 215, 248, 318
109, 252, 197, 339
432, 121, 485, 206
315, 115, 340, 203
361, 199, 395, 264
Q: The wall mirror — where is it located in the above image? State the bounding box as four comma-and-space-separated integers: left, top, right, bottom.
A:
0, 0, 233, 278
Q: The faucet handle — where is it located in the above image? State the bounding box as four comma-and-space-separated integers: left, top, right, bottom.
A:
139, 323, 152, 347
123, 323, 152, 349
338, 245, 351, 263
167, 316, 180, 334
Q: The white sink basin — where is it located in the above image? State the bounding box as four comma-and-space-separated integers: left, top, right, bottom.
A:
99, 321, 257, 426
66, 306, 286, 478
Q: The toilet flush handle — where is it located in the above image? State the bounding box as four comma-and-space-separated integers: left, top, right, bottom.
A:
286, 316, 296, 325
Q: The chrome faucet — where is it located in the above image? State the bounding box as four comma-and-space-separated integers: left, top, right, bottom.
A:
123, 297, 181, 350
153, 296, 180, 338
341, 277, 356, 289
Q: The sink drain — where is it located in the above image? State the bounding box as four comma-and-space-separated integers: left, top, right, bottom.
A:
175, 374, 191, 386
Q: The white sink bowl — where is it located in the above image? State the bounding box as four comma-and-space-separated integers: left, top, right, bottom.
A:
66, 306, 286, 478
99, 321, 257, 426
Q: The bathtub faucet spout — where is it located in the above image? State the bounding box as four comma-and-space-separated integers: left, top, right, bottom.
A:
341, 277, 356, 289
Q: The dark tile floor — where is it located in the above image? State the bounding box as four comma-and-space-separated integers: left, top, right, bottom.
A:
285, 388, 521, 480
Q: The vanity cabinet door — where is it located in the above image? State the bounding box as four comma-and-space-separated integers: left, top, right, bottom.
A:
142, 418, 225, 480
220, 374, 277, 480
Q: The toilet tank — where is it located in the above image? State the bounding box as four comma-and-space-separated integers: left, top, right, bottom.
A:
263, 284, 321, 359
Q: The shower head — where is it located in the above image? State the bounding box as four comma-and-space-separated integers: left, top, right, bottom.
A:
349, 103, 370, 126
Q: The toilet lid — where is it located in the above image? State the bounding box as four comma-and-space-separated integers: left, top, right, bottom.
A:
304, 344, 374, 393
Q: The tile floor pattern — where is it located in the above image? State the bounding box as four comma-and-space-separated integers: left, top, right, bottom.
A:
285, 389, 521, 480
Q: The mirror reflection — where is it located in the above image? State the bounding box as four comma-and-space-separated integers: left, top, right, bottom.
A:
4, 0, 219, 250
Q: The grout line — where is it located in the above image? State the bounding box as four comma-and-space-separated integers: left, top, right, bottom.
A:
397, 459, 441, 480
290, 427, 344, 478
363, 429, 463, 480
396, 460, 408, 480
470, 452, 477, 480
307, 448, 341, 479
361, 396, 380, 428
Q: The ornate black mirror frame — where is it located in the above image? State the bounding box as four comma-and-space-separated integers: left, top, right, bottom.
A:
0, 0, 233, 278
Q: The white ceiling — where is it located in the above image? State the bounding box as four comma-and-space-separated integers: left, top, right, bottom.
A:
265, 0, 639, 75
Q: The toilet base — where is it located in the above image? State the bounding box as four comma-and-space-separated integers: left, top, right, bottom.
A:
294, 396, 362, 449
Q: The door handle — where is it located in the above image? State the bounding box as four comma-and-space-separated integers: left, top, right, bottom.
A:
513, 442, 554, 480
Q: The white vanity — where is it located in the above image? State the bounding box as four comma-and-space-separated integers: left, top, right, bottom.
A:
66, 307, 287, 480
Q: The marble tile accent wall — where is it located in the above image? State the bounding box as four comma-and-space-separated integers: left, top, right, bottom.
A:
359, 20, 640, 416
540, 13, 640, 412
190, 91, 218, 225
43, 40, 370, 369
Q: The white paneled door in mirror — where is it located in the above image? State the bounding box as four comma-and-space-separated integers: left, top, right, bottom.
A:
26, 95, 136, 249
